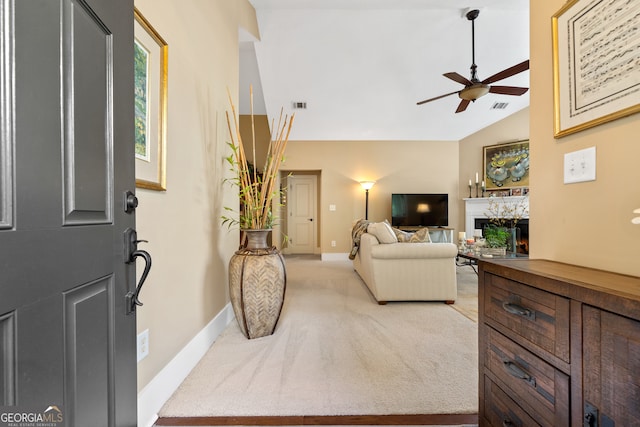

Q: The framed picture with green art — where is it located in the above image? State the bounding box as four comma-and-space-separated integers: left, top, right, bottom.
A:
483, 140, 529, 191
134, 8, 168, 191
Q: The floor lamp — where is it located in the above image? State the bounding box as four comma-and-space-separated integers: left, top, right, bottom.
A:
360, 181, 375, 220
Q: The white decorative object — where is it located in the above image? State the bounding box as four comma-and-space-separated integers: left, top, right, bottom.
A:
463, 196, 529, 239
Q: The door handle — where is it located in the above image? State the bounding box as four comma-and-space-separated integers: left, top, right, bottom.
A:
124, 228, 152, 314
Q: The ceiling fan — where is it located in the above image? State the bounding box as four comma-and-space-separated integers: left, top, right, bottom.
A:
417, 9, 529, 113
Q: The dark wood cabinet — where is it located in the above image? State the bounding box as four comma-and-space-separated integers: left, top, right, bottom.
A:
479, 259, 640, 427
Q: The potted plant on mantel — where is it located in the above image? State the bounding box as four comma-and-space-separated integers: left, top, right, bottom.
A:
482, 197, 529, 255
223, 87, 295, 339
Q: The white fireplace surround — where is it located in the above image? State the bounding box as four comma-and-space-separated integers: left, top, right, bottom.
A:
463, 196, 529, 239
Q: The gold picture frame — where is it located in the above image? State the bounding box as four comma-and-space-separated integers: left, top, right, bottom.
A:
483, 140, 529, 191
552, 0, 640, 138
134, 7, 168, 190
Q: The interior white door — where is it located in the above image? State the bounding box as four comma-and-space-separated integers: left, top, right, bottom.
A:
287, 175, 317, 254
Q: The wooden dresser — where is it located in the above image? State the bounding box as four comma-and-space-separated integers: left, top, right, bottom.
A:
478, 259, 640, 427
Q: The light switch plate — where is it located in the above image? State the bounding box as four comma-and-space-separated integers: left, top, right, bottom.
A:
329, 204, 336, 211
564, 147, 596, 184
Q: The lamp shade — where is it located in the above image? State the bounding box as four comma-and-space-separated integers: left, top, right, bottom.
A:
360, 181, 375, 190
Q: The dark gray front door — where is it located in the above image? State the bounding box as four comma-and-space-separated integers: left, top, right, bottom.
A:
1, 0, 137, 425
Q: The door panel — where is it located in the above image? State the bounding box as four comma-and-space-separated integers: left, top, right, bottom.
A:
287, 175, 317, 254
0, 0, 12, 231
64, 276, 113, 426
0, 312, 15, 405
583, 306, 640, 425
63, 0, 113, 225
1, 0, 137, 425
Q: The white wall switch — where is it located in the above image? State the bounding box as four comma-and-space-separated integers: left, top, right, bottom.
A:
137, 329, 149, 362
329, 204, 336, 211
331, 240, 336, 247
564, 146, 596, 184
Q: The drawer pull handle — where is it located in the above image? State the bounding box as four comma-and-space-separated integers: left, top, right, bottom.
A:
503, 360, 536, 387
502, 420, 514, 427
502, 301, 536, 320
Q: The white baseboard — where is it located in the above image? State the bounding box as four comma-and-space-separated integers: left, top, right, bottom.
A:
321, 252, 349, 261
137, 303, 235, 427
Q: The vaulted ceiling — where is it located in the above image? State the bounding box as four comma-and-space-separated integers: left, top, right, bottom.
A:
242, 0, 530, 141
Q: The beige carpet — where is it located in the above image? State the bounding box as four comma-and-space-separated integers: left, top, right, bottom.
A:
159, 256, 478, 418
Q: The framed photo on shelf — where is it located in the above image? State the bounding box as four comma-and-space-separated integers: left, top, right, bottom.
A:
134, 8, 168, 191
487, 190, 511, 198
552, 0, 640, 138
483, 140, 529, 191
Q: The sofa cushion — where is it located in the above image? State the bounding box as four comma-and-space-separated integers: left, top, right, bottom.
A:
393, 227, 432, 243
371, 242, 458, 260
367, 221, 397, 244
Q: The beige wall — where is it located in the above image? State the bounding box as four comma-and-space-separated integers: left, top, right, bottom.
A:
530, 1, 640, 276
133, 0, 258, 391
239, 114, 271, 168
457, 108, 530, 232
283, 140, 460, 254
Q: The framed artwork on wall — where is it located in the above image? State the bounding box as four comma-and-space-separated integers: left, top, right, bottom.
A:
552, 0, 640, 138
483, 140, 529, 191
134, 8, 168, 191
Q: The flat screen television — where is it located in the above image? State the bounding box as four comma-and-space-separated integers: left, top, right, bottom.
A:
391, 193, 448, 227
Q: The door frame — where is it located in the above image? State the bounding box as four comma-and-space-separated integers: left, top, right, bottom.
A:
280, 171, 320, 255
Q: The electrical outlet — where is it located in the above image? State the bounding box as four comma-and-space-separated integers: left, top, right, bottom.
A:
331, 240, 336, 247
137, 329, 149, 362
564, 147, 596, 184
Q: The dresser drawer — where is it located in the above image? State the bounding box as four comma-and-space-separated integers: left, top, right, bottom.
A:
485, 328, 569, 427
483, 376, 541, 427
484, 273, 570, 363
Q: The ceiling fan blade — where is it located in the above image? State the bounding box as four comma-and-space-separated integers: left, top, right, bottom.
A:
481, 60, 530, 84
416, 90, 460, 105
443, 72, 473, 86
489, 86, 529, 96
455, 99, 471, 113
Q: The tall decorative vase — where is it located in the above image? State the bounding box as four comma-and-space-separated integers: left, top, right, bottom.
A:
507, 227, 520, 254
228, 229, 286, 339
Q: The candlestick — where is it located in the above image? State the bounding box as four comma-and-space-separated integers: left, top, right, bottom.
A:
468, 182, 472, 198
481, 180, 486, 197
475, 182, 479, 198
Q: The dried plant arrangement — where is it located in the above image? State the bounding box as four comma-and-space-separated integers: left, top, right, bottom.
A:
485, 196, 529, 228
222, 87, 295, 230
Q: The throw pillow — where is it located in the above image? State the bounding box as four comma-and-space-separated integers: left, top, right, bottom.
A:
392, 227, 432, 243
409, 227, 431, 243
392, 228, 414, 242
367, 221, 398, 244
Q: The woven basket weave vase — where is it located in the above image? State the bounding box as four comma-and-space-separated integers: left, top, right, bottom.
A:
229, 229, 286, 339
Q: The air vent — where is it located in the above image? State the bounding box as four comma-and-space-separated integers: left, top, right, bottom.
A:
292, 101, 307, 109
491, 102, 509, 110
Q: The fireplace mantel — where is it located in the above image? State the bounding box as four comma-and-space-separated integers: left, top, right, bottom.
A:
463, 196, 529, 238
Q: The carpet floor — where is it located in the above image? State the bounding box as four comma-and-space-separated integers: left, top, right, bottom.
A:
158, 256, 479, 421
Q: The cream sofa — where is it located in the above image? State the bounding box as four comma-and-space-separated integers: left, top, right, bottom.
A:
353, 231, 458, 305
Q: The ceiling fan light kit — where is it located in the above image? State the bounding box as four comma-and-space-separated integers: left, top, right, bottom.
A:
459, 85, 490, 101
417, 9, 529, 113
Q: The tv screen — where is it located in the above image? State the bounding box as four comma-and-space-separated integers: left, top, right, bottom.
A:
391, 193, 448, 227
